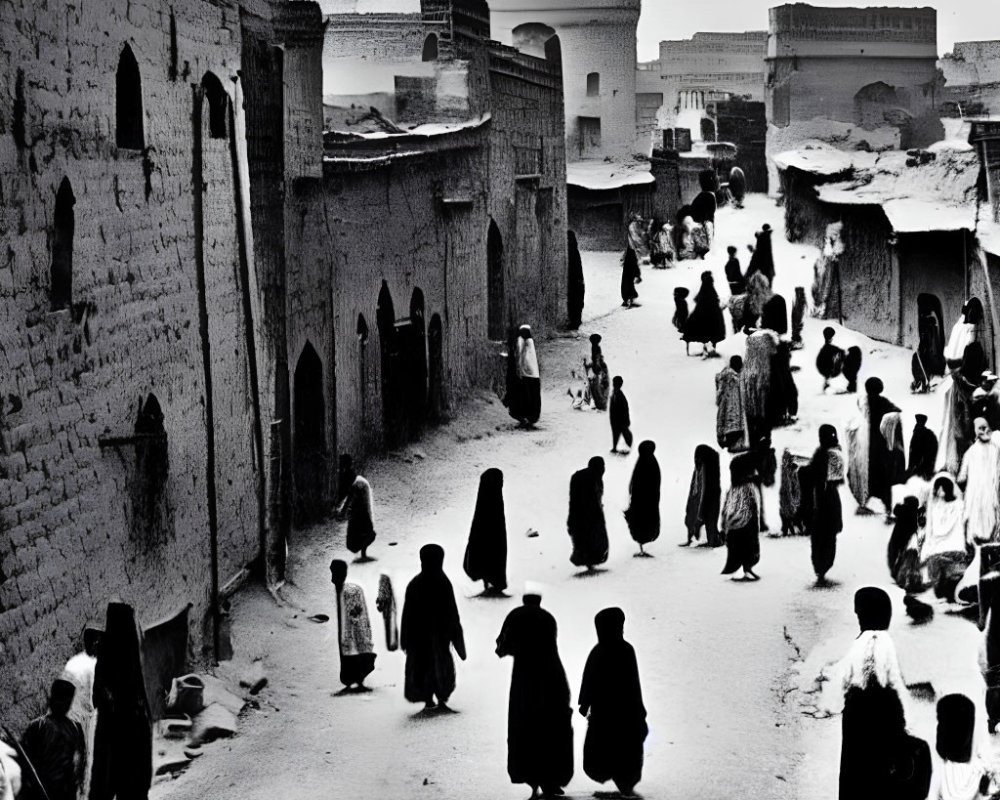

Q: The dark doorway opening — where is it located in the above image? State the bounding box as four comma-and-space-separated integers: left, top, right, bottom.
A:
116, 44, 145, 150
51, 177, 75, 311
488, 220, 505, 340
402, 289, 428, 436
428, 313, 444, 424
293, 342, 327, 525
377, 281, 406, 449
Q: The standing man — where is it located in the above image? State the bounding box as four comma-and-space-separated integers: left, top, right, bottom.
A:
20, 679, 85, 800
517, 325, 541, 426
568, 457, 610, 571
958, 417, 1000, 544
329, 559, 377, 692
62, 625, 101, 800
609, 376, 633, 454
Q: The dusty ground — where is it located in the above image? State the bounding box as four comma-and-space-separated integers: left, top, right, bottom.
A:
152, 195, 991, 800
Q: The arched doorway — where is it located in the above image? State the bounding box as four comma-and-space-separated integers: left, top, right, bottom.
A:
404, 289, 428, 436
488, 220, 505, 341
377, 281, 405, 449
854, 81, 899, 127
428, 314, 444, 424
293, 342, 327, 525
132, 393, 170, 543
51, 177, 75, 311
512, 22, 557, 60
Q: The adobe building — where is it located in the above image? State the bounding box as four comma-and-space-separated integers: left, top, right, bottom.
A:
487, 0, 642, 160
636, 31, 768, 137
765, 4, 944, 191
940, 41, 1000, 119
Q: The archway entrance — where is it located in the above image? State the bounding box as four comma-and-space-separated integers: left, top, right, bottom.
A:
428, 313, 444, 423
401, 289, 428, 437
293, 342, 327, 525
377, 281, 406, 449
488, 220, 505, 340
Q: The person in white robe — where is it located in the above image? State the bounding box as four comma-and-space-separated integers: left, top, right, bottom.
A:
958, 418, 1000, 545
62, 625, 102, 800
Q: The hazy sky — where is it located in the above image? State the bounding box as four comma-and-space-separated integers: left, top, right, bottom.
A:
636, 1, 1000, 61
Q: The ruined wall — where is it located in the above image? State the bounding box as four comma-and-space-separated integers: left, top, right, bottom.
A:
898, 231, 972, 352
287, 135, 492, 460
833, 205, 899, 344
487, 46, 568, 335
0, 0, 264, 725
941, 41, 1000, 118
781, 167, 840, 246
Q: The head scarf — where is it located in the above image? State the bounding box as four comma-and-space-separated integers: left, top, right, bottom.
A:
865, 377, 884, 397
936, 694, 975, 763
594, 607, 625, 644
420, 543, 445, 572
854, 587, 892, 631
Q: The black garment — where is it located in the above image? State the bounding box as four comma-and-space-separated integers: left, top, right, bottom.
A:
888, 498, 922, 591
496, 601, 574, 791
621, 248, 640, 304
817, 342, 844, 380
791, 290, 807, 344
844, 347, 863, 393
984, 576, 1000, 731
337, 457, 357, 506
868, 392, 901, 510
840, 684, 929, 800
684, 445, 721, 546
609, 388, 632, 450
907, 422, 939, 481
684, 279, 726, 345
346, 480, 376, 555
504, 333, 523, 422
567, 231, 585, 329
463, 468, 508, 591
672, 288, 690, 333
568, 465, 609, 568
579, 610, 647, 795
20, 714, 84, 800
401, 546, 466, 704
768, 342, 799, 426
521, 377, 541, 425
761, 294, 788, 336
625, 442, 661, 546
729, 167, 747, 204
747, 228, 775, 283
691, 190, 717, 224
725, 257, 745, 295
809, 446, 843, 578
90, 603, 153, 800
339, 651, 376, 688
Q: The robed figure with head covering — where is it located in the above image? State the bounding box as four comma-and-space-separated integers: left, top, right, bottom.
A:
625, 441, 661, 556
720, 453, 762, 580
683, 445, 722, 548
584, 334, 611, 411
809, 425, 845, 583
401, 544, 466, 709
847, 378, 901, 515
568, 458, 609, 569
920, 474, 970, 602
683, 271, 726, 357
567, 231, 585, 330
329, 559, 377, 690
746, 224, 775, 284
496, 588, 574, 799
907, 414, 938, 481
620, 247, 641, 309
463, 468, 508, 594
716, 356, 749, 453
517, 326, 541, 426
579, 608, 648, 799
89, 603, 153, 800
930, 694, 994, 799
345, 475, 376, 559
958, 418, 1000, 545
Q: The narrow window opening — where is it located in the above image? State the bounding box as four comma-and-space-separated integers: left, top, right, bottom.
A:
13, 69, 26, 149
116, 44, 145, 150
201, 72, 228, 139
51, 177, 75, 311
168, 10, 178, 81
587, 72, 600, 97
422, 34, 438, 62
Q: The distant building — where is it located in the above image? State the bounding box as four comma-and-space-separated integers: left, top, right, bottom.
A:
766, 4, 944, 189
940, 41, 1000, 119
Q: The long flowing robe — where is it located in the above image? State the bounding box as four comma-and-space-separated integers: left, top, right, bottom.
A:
585, 350, 610, 411
768, 341, 799, 426
62, 651, 96, 800
626, 450, 661, 546
847, 396, 871, 507
685, 445, 722, 546
496, 604, 574, 790
981, 576, 1000, 731
720, 482, 762, 573
567, 232, 585, 328
747, 228, 775, 283
376, 573, 399, 651
578, 621, 647, 791
880, 412, 906, 503
684, 281, 726, 345
627, 220, 647, 260
568, 468, 609, 568
959, 439, 1000, 544
791, 288, 807, 344
20, 714, 84, 800
729, 166, 747, 205
90, 603, 152, 800
346, 477, 376, 554
505, 335, 523, 422
742, 329, 778, 441
907, 423, 939, 481
761, 294, 788, 336
888, 497, 923, 592
810, 446, 845, 577
336, 582, 376, 686
715, 366, 749, 452
517, 336, 541, 424
463, 470, 508, 591
401, 566, 465, 704
939, 326, 979, 471
724, 256, 745, 295
921, 482, 969, 601
620, 248, 640, 303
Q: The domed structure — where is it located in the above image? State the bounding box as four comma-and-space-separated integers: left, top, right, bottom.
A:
488, 0, 642, 161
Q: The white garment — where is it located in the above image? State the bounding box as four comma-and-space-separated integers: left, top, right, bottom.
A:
516, 337, 539, 379
922, 487, 968, 561
63, 650, 97, 800
959, 440, 1000, 544
945, 321, 976, 363
929, 754, 995, 800
0, 742, 20, 800
823, 630, 909, 715
352, 477, 374, 525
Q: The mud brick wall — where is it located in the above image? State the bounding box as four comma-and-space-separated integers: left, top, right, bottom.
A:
0, 0, 264, 726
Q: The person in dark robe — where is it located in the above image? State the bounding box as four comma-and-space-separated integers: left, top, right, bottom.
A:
724, 246, 745, 295
880, 412, 906, 510
721, 453, 762, 580
336, 453, 357, 510
887, 496, 923, 593
578, 608, 648, 799
931, 694, 991, 798
691, 189, 717, 246
496, 587, 574, 800
768, 340, 799, 427
620, 247, 641, 308
817, 327, 843, 389
517, 325, 542, 426
567, 231, 585, 330
625, 440, 660, 556
683, 271, 726, 358
906, 414, 938, 481
944, 341, 988, 473
911, 296, 946, 392
672, 287, 690, 344
863, 378, 902, 519
609, 376, 633, 454
89, 603, 152, 800
683, 444, 722, 548
20, 679, 84, 800
505, 330, 523, 423
980, 565, 1000, 733
568, 457, 609, 570
746, 224, 775, 284
344, 475, 376, 560
761, 293, 788, 336
837, 587, 919, 800
401, 545, 466, 710
791, 287, 807, 349
585, 335, 611, 411
728, 165, 747, 208
463, 468, 508, 595
809, 425, 845, 584
742, 328, 778, 442
330, 559, 377, 690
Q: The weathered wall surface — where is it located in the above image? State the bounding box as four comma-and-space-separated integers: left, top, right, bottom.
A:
897, 232, 971, 351
781, 167, 840, 246
940, 41, 1000, 117
0, 0, 264, 725
568, 184, 657, 251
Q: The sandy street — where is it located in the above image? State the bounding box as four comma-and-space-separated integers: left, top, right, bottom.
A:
151, 195, 990, 800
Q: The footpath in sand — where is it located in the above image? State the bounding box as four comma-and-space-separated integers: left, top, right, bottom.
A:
153, 195, 993, 800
